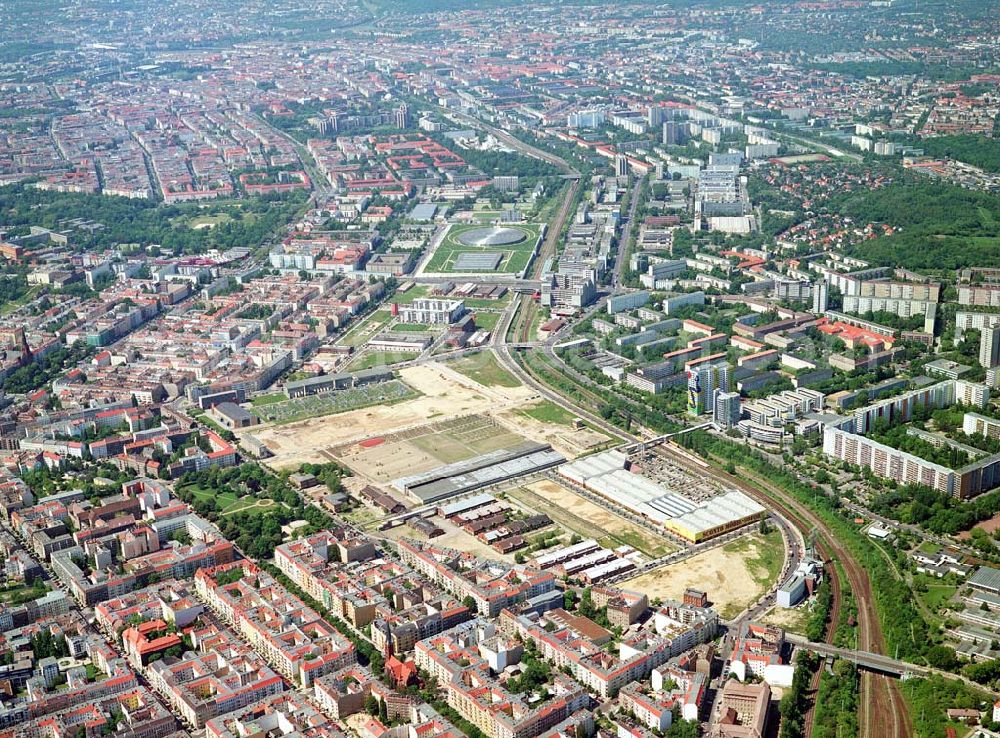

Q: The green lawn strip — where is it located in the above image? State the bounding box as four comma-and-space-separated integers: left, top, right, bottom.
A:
250, 393, 286, 406
391, 322, 438, 333
518, 400, 575, 426
449, 352, 520, 388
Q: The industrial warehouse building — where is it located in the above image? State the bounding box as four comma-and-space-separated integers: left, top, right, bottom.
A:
393, 442, 565, 504
284, 367, 393, 398
558, 450, 766, 543
662, 491, 766, 543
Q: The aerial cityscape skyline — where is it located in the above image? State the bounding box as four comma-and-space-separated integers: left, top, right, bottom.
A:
1, 2, 1000, 738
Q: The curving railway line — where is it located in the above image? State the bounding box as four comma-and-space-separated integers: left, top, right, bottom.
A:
462, 104, 908, 736
664, 447, 912, 738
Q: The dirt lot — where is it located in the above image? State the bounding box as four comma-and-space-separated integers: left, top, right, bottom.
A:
621, 533, 778, 619
759, 604, 812, 634
959, 512, 1000, 539
496, 406, 610, 457
247, 361, 536, 470
507, 479, 675, 558
331, 416, 526, 483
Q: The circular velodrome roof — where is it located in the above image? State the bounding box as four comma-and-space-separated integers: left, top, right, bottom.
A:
456, 226, 527, 247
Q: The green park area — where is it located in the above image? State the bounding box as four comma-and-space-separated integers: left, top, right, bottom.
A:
519, 400, 575, 426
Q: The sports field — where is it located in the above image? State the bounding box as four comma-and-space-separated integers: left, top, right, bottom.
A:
423, 222, 542, 274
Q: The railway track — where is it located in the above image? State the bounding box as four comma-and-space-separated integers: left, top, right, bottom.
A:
517, 298, 538, 344
733, 480, 908, 738
531, 179, 581, 280
515, 346, 618, 421
658, 444, 911, 738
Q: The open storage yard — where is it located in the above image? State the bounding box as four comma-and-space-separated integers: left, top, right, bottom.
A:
621, 530, 785, 619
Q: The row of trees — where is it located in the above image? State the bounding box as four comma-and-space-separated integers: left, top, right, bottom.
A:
3, 341, 92, 395
804, 578, 833, 642
679, 431, 933, 663
810, 660, 859, 738
779, 652, 818, 738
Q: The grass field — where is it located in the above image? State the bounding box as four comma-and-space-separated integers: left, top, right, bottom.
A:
189, 213, 232, 228
518, 400, 575, 426
180, 483, 282, 517
471, 311, 502, 331
392, 322, 439, 333
347, 351, 419, 370
913, 573, 958, 618
251, 393, 287, 406
921, 583, 957, 610
917, 540, 940, 556
340, 310, 391, 347
449, 352, 521, 388
423, 222, 542, 274
252, 380, 419, 424
0, 285, 40, 316
389, 285, 430, 305
462, 295, 514, 309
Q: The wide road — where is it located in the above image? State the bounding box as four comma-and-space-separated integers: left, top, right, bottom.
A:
611, 173, 648, 289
